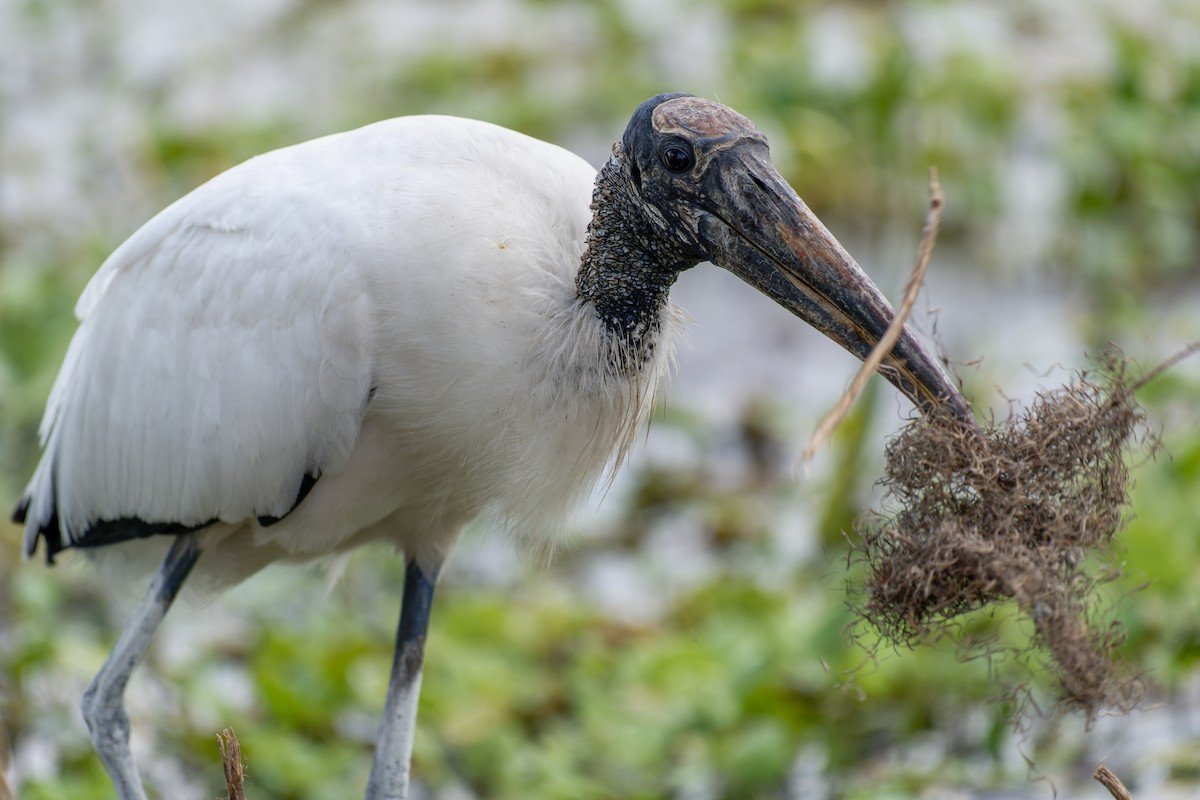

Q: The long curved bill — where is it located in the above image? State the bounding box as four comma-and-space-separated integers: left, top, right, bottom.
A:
697, 145, 975, 426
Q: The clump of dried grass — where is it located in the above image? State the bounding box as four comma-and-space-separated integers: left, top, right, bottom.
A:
814, 171, 1195, 720
850, 349, 1198, 719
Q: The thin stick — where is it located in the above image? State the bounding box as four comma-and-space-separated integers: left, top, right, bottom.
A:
218, 728, 247, 800
802, 168, 944, 466
1093, 764, 1133, 800
1129, 339, 1200, 393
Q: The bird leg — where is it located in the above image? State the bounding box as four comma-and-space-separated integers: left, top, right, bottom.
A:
81, 533, 201, 800
365, 558, 438, 800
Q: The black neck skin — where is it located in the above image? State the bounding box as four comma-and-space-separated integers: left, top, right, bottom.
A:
575, 155, 698, 367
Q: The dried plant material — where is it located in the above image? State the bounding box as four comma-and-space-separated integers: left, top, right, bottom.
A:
1094, 764, 1134, 800
849, 349, 1194, 720
803, 168, 944, 466
218, 728, 247, 800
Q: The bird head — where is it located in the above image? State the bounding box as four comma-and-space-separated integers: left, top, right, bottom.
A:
616, 92, 973, 423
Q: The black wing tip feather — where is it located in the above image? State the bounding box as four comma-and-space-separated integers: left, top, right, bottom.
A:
12, 496, 61, 565
70, 517, 217, 550
16, 501, 214, 566
12, 496, 29, 524
13, 499, 65, 565
257, 471, 321, 528
17, 468, 320, 562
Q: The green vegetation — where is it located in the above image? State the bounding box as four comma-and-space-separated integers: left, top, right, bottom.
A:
3, 0, 1198, 797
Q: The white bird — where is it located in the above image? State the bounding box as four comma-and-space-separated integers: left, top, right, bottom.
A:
13, 93, 972, 799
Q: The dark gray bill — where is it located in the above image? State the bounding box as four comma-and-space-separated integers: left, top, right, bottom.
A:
697, 145, 975, 426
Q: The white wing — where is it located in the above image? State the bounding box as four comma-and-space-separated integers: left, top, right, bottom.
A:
19, 153, 375, 557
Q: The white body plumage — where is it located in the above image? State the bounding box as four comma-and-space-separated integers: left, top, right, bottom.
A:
20, 115, 676, 585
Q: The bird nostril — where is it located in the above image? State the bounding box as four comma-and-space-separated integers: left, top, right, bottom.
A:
749, 173, 769, 194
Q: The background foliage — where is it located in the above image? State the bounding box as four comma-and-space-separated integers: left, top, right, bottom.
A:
2, 0, 1199, 798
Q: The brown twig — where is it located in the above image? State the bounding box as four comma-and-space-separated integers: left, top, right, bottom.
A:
218, 728, 247, 800
802, 167, 944, 465
1093, 764, 1133, 800
1129, 339, 1200, 393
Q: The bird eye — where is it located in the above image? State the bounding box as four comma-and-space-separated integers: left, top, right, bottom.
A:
660, 145, 693, 173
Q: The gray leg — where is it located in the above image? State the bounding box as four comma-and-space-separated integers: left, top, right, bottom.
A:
81, 534, 201, 800
365, 559, 438, 800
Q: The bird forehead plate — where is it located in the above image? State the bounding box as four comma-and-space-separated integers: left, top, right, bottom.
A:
652, 97, 763, 146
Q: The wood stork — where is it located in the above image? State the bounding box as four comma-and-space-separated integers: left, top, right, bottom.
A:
13, 93, 972, 799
